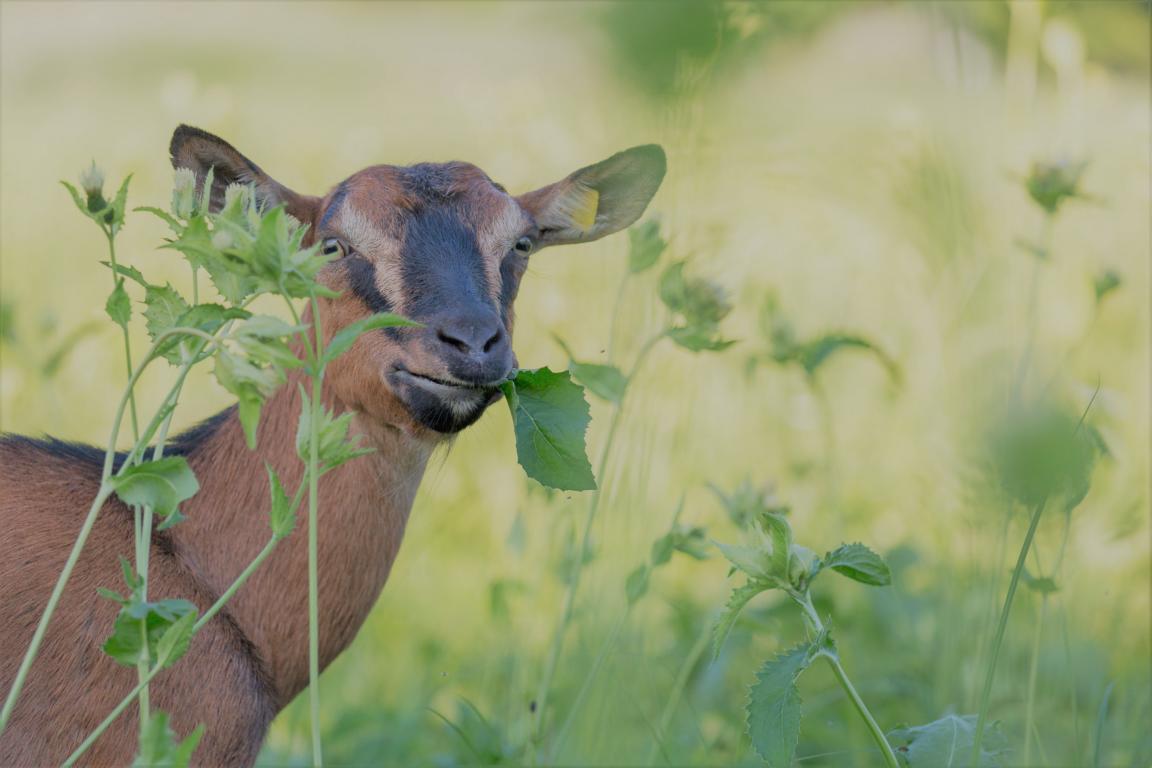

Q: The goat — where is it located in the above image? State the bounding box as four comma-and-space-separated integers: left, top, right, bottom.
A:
0, 125, 665, 765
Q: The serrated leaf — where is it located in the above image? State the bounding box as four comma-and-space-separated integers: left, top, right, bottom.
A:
134, 711, 204, 768
295, 387, 374, 473
103, 261, 149, 288
627, 219, 666, 274
887, 714, 1007, 767
323, 312, 421, 364
105, 281, 131, 327
714, 541, 772, 581
109, 457, 199, 521
266, 464, 295, 539
154, 610, 198, 669
501, 368, 595, 491
747, 642, 816, 768
135, 205, 183, 235
569, 361, 628, 403
103, 597, 196, 668
143, 284, 191, 363
712, 579, 770, 659
818, 543, 891, 587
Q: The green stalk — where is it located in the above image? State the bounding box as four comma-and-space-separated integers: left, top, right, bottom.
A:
106, 230, 140, 443
797, 595, 899, 768
63, 531, 287, 767
306, 293, 325, 768
972, 498, 1047, 765
645, 618, 712, 765
1, 327, 223, 735
1023, 594, 1048, 767
528, 330, 665, 760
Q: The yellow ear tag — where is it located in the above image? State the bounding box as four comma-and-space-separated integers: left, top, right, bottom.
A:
567, 185, 599, 232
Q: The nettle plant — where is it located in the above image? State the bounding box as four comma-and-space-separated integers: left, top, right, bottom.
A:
525, 218, 735, 758
0, 159, 600, 765
709, 492, 901, 768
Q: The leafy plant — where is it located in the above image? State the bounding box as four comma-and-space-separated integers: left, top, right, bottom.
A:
711, 500, 902, 768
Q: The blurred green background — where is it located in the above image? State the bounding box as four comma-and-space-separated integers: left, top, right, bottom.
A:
1, 2, 1148, 766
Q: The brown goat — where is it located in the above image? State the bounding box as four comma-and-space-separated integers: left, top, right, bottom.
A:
0, 126, 665, 766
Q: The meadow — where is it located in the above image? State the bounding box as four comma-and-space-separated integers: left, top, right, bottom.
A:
0, 2, 1148, 766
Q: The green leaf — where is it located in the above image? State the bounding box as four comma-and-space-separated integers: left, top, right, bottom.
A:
109, 457, 199, 522
108, 174, 132, 232
501, 368, 596, 491
887, 714, 1007, 767
143, 284, 191, 363
650, 532, 676, 566
295, 387, 375, 473
818, 543, 891, 587
135, 205, 183, 235
569, 360, 628, 403
1021, 568, 1059, 594
795, 333, 899, 382
625, 564, 650, 605
134, 711, 204, 768
627, 219, 666, 273
214, 349, 281, 449
712, 579, 769, 659
105, 281, 131, 327
103, 597, 197, 668
154, 610, 198, 669
266, 464, 295, 539
746, 641, 817, 768
103, 261, 149, 288
714, 541, 773, 581
666, 325, 736, 352
323, 312, 422, 364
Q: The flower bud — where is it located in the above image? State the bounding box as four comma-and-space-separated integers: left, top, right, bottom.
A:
172, 168, 198, 219
1026, 158, 1087, 215
223, 183, 249, 213
79, 162, 106, 212
211, 230, 234, 251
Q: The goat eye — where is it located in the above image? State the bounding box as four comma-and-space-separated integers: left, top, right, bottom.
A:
513, 237, 534, 256
321, 237, 346, 258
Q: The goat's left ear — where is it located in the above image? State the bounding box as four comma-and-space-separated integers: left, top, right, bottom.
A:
169, 124, 319, 225
517, 145, 666, 248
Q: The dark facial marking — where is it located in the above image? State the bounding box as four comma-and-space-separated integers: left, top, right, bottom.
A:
318, 181, 350, 230
398, 164, 459, 204
399, 206, 494, 320
344, 255, 403, 341
498, 254, 528, 328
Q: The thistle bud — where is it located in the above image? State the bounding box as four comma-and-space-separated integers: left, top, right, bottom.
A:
211, 230, 234, 251
172, 168, 198, 219
1026, 158, 1087, 215
79, 162, 107, 212
223, 183, 250, 213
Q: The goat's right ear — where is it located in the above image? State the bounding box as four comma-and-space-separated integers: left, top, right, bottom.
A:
169, 125, 319, 224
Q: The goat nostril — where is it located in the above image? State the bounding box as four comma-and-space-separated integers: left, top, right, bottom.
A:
436, 330, 470, 353
482, 329, 503, 354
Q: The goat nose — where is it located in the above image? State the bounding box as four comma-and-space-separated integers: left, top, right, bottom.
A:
433, 312, 509, 368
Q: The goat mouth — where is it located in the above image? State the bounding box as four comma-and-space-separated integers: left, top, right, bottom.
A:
391, 368, 506, 395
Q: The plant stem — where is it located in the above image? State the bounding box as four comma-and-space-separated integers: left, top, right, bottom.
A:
106, 231, 140, 443
306, 293, 325, 768
1, 328, 221, 736
645, 617, 712, 765
62, 532, 285, 767
972, 497, 1047, 765
1012, 213, 1053, 398
1023, 593, 1048, 767
529, 330, 665, 760
823, 654, 900, 768
797, 594, 899, 768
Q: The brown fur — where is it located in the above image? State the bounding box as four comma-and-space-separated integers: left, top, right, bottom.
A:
0, 126, 665, 765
